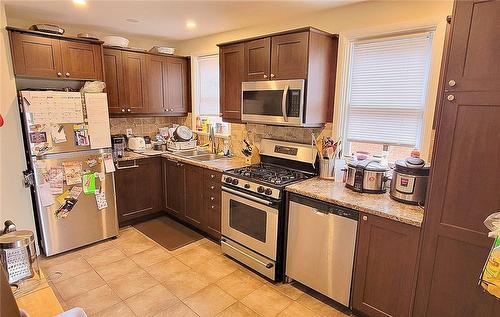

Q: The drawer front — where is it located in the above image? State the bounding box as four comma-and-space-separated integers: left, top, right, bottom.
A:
204, 191, 221, 208
204, 169, 222, 182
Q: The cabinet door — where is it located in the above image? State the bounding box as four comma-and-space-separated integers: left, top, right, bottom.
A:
165, 57, 189, 114
184, 164, 204, 228
352, 214, 420, 317
103, 49, 125, 114
61, 41, 103, 80
244, 37, 271, 81
10, 32, 62, 78
271, 32, 309, 79
122, 51, 148, 114
165, 159, 186, 217
146, 55, 168, 114
445, 1, 500, 92
115, 158, 162, 226
220, 43, 244, 121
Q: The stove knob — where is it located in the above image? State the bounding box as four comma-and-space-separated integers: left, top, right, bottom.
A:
264, 188, 273, 195
244, 184, 251, 189
225, 177, 232, 184
232, 179, 239, 185
257, 186, 265, 193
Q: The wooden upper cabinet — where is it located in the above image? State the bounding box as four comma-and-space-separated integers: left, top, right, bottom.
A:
103, 49, 124, 114
146, 55, 167, 114
60, 41, 103, 80
165, 57, 189, 114
446, 1, 500, 92
9, 30, 103, 80
10, 32, 63, 78
220, 43, 245, 121
244, 37, 271, 81
271, 31, 309, 79
352, 214, 420, 317
122, 51, 148, 114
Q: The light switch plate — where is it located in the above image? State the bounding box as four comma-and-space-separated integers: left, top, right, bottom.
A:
126, 128, 133, 137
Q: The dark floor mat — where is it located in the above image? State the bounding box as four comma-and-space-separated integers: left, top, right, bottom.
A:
134, 216, 203, 251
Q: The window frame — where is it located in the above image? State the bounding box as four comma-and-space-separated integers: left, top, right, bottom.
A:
339, 28, 438, 161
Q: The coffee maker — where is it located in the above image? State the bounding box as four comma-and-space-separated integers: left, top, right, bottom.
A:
111, 134, 127, 158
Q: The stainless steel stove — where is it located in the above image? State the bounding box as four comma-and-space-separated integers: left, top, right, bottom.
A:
220, 139, 317, 281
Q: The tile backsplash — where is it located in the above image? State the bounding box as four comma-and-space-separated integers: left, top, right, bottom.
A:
109, 115, 191, 137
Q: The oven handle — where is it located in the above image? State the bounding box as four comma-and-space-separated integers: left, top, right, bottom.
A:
221, 239, 274, 269
222, 186, 274, 206
282, 85, 289, 122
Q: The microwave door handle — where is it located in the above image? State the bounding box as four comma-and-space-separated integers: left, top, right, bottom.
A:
282, 85, 289, 122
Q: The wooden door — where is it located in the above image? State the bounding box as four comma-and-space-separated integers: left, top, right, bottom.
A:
122, 51, 148, 114
115, 159, 162, 226
146, 55, 168, 114
352, 214, 420, 317
244, 37, 271, 81
184, 164, 204, 228
220, 43, 244, 121
10, 32, 62, 78
271, 32, 309, 79
60, 41, 103, 80
165, 57, 188, 114
103, 49, 125, 114
165, 159, 186, 217
414, 2, 500, 316
445, 1, 500, 92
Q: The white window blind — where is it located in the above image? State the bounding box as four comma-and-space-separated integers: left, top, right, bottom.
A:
197, 54, 220, 116
345, 32, 433, 147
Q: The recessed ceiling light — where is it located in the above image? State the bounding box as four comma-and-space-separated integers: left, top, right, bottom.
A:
186, 20, 197, 29
126, 18, 139, 23
73, 0, 87, 7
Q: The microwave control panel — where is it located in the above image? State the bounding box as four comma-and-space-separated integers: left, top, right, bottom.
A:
287, 90, 301, 117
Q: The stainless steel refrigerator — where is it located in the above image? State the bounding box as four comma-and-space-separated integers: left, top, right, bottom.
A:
19, 90, 118, 256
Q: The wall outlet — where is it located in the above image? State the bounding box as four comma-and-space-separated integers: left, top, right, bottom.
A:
126, 128, 133, 137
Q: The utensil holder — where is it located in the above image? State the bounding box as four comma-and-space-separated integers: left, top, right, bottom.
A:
319, 158, 335, 179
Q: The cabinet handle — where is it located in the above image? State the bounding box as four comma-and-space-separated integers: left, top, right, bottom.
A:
270, 73, 275, 78
362, 215, 368, 221
65, 72, 70, 77
211, 205, 215, 209
127, 109, 131, 112
57, 72, 62, 77
219, 113, 224, 117
263, 74, 268, 79
121, 109, 125, 112
211, 197, 215, 201
210, 174, 215, 178
448, 79, 456, 87
210, 186, 215, 190
447, 95, 455, 101
170, 108, 174, 112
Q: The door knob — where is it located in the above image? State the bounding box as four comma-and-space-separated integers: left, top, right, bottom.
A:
263, 74, 268, 79
65, 72, 70, 77
447, 95, 455, 101
57, 72, 62, 77
448, 79, 456, 87
270, 73, 275, 78
362, 215, 368, 221
170, 108, 174, 112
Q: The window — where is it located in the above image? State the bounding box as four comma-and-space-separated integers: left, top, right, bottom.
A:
343, 32, 433, 162
196, 54, 220, 116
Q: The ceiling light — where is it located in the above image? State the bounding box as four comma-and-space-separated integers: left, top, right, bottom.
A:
186, 20, 197, 29
73, 0, 87, 7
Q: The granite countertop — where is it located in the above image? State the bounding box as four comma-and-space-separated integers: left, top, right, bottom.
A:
286, 178, 424, 227
115, 150, 248, 172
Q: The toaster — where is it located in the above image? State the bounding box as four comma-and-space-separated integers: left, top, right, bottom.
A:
128, 137, 146, 151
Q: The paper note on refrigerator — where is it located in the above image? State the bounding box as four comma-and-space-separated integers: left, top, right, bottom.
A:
82, 173, 96, 194
85, 93, 111, 149
48, 167, 64, 194
102, 153, 115, 173
22, 91, 84, 124
63, 161, 82, 185
38, 183, 55, 207
95, 189, 108, 210
50, 124, 67, 144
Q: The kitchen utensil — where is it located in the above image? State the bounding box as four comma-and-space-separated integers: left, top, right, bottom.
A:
242, 139, 252, 157
103, 36, 129, 47
0, 225, 39, 285
390, 157, 430, 205
167, 139, 197, 151
29, 24, 64, 35
319, 158, 335, 179
346, 159, 389, 193
127, 136, 146, 151
174, 126, 193, 142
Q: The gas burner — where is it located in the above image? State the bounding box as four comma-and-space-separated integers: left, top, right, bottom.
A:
227, 163, 308, 187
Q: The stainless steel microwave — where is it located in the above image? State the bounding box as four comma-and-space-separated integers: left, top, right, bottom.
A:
241, 79, 308, 126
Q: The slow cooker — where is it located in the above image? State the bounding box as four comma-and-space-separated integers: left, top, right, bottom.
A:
390, 157, 430, 205
346, 159, 389, 194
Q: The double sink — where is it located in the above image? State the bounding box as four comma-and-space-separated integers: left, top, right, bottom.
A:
172, 149, 224, 162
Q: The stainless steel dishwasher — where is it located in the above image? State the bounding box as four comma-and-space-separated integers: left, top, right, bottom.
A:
286, 194, 358, 307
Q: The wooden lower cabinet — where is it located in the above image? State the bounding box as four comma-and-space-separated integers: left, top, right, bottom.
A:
115, 158, 162, 226
352, 213, 420, 317
184, 164, 204, 227
163, 158, 186, 218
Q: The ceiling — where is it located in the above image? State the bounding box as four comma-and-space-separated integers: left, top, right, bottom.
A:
4, 0, 359, 41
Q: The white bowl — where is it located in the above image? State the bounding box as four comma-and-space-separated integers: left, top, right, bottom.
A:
103, 36, 129, 47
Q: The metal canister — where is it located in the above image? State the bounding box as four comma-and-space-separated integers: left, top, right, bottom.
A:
0, 229, 39, 285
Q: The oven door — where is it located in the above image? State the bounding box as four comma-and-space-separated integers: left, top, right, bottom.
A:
241, 80, 305, 126
221, 186, 279, 260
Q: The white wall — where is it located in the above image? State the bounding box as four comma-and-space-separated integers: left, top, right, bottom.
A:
0, 2, 37, 234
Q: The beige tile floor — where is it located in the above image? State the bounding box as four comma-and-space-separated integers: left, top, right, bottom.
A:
39, 227, 353, 317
